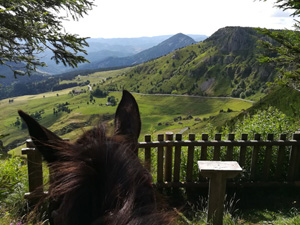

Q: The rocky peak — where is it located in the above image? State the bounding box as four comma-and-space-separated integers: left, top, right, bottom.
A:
206, 26, 260, 53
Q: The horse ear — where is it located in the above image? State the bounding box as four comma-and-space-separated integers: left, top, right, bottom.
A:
114, 90, 141, 140
18, 110, 62, 163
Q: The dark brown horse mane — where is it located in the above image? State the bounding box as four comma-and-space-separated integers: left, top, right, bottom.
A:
19, 91, 174, 225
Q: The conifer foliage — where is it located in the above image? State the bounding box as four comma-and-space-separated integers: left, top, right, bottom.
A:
0, 0, 94, 78
258, 0, 300, 91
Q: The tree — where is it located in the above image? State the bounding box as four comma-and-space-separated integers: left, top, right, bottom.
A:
91, 87, 108, 98
258, 0, 300, 91
0, 0, 94, 78
107, 96, 117, 106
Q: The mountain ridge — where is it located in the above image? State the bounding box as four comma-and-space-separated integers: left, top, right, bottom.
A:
100, 26, 278, 99
38, 34, 206, 74
79, 33, 197, 70
1, 27, 279, 101
0, 33, 202, 87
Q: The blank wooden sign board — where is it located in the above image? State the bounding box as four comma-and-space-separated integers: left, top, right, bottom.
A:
198, 161, 243, 225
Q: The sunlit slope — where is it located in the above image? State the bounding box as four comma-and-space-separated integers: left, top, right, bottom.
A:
101, 27, 277, 100
0, 89, 252, 153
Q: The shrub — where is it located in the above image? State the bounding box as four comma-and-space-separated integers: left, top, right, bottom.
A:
232, 107, 296, 140
91, 87, 108, 98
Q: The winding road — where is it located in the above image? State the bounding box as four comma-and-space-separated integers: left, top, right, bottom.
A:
131, 92, 255, 103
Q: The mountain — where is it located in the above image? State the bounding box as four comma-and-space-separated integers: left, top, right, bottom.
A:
80, 33, 197, 70
0, 63, 47, 87
36, 34, 206, 75
101, 26, 278, 99
0, 34, 207, 76
35, 42, 139, 75
132, 33, 197, 64
38, 48, 135, 75
86, 34, 206, 50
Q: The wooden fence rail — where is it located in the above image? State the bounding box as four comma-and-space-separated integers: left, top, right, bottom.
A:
22, 132, 300, 200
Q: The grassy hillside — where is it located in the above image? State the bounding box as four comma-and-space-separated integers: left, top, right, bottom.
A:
1, 27, 279, 103
251, 87, 300, 118
223, 86, 300, 132
0, 87, 252, 153
100, 27, 278, 100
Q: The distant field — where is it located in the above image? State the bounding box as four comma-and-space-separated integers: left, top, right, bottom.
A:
60, 67, 132, 85
0, 88, 253, 154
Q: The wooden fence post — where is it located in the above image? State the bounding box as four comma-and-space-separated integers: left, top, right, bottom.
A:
275, 134, 287, 180
213, 134, 221, 160
288, 133, 300, 181
144, 135, 151, 172
157, 134, 164, 183
226, 134, 235, 161
294, 133, 300, 180
201, 133, 208, 160
21, 139, 44, 204
164, 132, 173, 182
239, 133, 248, 168
263, 134, 274, 181
250, 134, 261, 180
173, 133, 182, 183
199, 134, 209, 181
186, 133, 195, 182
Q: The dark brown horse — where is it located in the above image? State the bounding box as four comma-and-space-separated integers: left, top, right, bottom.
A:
19, 91, 173, 225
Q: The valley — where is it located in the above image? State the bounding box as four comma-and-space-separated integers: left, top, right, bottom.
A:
1, 26, 299, 155
0, 27, 278, 101
0, 82, 252, 154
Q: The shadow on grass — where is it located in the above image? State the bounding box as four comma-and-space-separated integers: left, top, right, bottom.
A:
157, 186, 300, 224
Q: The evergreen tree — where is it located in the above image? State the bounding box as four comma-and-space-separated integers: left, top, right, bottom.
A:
0, 0, 94, 78
258, 0, 300, 91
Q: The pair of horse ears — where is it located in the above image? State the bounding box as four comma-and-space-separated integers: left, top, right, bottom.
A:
18, 90, 141, 162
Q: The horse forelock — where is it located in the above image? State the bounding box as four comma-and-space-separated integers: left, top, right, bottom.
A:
46, 126, 157, 224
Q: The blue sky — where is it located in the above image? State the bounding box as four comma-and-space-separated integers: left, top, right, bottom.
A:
62, 0, 295, 38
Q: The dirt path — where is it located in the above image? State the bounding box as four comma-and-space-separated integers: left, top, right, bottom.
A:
179, 127, 189, 134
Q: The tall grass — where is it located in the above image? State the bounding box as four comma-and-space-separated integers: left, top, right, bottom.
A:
177, 195, 239, 225
0, 156, 28, 224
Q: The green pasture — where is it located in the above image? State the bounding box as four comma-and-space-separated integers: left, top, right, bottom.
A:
0, 88, 252, 154
60, 67, 132, 86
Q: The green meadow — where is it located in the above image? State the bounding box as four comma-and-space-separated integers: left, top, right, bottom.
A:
0, 86, 252, 154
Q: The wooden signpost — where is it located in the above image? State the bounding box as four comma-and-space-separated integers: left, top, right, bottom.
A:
198, 161, 243, 225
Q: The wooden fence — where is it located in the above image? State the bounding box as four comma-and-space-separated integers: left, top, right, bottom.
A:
22, 132, 300, 200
